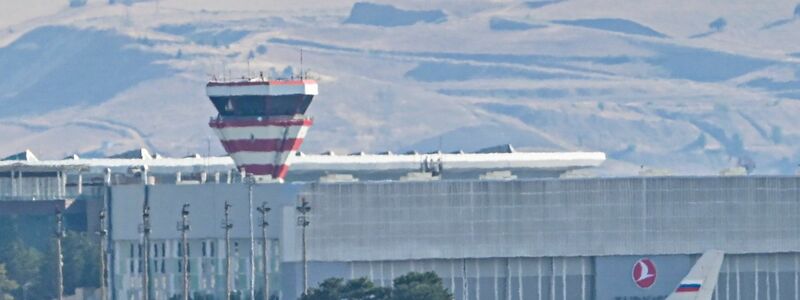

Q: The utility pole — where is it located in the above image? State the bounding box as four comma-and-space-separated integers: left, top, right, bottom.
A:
296, 197, 311, 296
179, 203, 191, 300
257, 202, 271, 300
246, 176, 256, 300
55, 208, 65, 300
141, 186, 151, 300
222, 200, 233, 300
97, 210, 108, 300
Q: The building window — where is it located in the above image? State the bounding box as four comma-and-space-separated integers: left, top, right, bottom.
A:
202, 241, 207, 257
178, 243, 182, 256
154, 244, 158, 258
161, 260, 165, 274
129, 244, 134, 258
211, 241, 215, 257
162, 242, 166, 258
129, 261, 134, 274
138, 244, 142, 258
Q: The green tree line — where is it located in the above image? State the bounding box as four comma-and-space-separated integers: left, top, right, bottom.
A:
301, 271, 452, 300
0, 216, 100, 299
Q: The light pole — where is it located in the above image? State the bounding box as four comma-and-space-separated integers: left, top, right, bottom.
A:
54, 208, 65, 300
257, 202, 271, 300
97, 210, 108, 300
246, 176, 256, 300
462, 258, 468, 300
179, 203, 191, 300
296, 197, 311, 296
222, 200, 233, 300
140, 187, 151, 300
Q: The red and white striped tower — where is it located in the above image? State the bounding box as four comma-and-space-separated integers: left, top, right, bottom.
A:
207, 77, 317, 181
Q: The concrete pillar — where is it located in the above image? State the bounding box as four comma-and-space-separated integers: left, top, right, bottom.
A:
141, 166, 149, 185
35, 177, 40, 200
200, 172, 207, 184
10, 170, 15, 198
176, 172, 182, 184
77, 171, 83, 195
214, 172, 220, 184
18, 171, 24, 198
57, 171, 63, 199
227, 170, 232, 184
104, 168, 112, 186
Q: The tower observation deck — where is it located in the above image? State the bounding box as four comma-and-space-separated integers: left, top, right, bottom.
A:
207, 77, 318, 180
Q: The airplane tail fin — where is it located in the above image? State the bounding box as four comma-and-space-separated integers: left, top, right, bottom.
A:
665, 250, 725, 300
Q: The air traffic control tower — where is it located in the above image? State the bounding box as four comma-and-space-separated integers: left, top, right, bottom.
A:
207, 76, 317, 181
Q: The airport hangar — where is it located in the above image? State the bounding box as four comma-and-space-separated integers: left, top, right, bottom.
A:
4, 148, 800, 300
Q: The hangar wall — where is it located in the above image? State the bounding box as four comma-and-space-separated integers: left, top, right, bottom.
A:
108, 176, 800, 299
302, 177, 800, 262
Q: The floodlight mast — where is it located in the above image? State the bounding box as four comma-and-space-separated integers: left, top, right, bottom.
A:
257, 202, 272, 300
141, 191, 151, 300
246, 176, 256, 300
55, 209, 65, 300
222, 200, 234, 300
179, 204, 191, 300
97, 210, 108, 300
296, 197, 311, 295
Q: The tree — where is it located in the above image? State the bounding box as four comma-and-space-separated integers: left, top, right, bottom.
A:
0, 264, 18, 300
391, 272, 452, 300
61, 232, 100, 294
28, 231, 99, 299
301, 277, 390, 300
342, 277, 390, 300
709, 17, 727, 32
0, 241, 42, 293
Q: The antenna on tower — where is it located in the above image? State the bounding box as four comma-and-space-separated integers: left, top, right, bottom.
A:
300, 48, 304, 79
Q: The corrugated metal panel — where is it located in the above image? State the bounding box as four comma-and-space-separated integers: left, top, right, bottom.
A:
302, 177, 800, 262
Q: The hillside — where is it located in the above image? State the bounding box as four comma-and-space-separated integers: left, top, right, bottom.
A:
0, 0, 799, 175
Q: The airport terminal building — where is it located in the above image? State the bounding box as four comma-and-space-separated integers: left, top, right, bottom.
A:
3, 148, 800, 299
109, 176, 800, 300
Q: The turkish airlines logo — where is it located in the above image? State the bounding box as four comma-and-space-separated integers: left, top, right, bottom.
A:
632, 258, 657, 288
